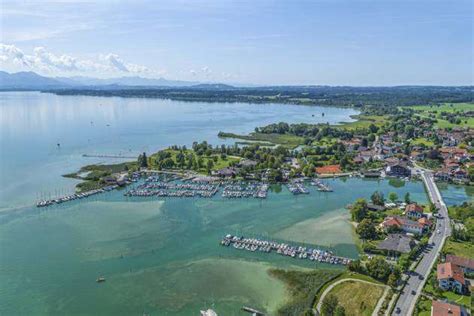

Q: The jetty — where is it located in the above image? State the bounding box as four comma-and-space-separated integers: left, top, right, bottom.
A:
36, 185, 118, 207
222, 182, 269, 199
241, 306, 266, 315
125, 176, 270, 200
82, 154, 137, 159
220, 235, 352, 266
310, 179, 333, 192
287, 182, 309, 195
125, 176, 220, 198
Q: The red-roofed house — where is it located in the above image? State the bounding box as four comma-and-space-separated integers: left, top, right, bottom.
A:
446, 255, 474, 273
381, 216, 424, 235
431, 300, 462, 316
418, 217, 432, 229
437, 262, 466, 294
315, 164, 341, 175
405, 203, 424, 219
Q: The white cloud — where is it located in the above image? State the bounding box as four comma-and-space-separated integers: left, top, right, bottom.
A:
0, 43, 158, 77
0, 44, 31, 66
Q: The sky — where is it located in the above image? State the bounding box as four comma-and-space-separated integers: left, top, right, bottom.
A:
0, 0, 472, 86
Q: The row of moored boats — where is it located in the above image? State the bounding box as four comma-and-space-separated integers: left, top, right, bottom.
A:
36, 185, 118, 207
220, 234, 352, 266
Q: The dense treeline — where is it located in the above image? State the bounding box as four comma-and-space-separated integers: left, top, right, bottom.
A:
46, 85, 473, 108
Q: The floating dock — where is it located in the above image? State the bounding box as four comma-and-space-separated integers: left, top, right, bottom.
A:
36, 185, 118, 207
220, 235, 352, 266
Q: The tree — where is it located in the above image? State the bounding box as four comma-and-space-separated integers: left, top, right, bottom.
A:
335, 305, 346, 316
348, 259, 363, 273
351, 198, 368, 222
321, 294, 338, 316
356, 219, 377, 240
268, 169, 283, 183
366, 257, 392, 281
206, 159, 214, 173
387, 273, 399, 288
388, 192, 398, 203
371, 191, 385, 206
368, 123, 379, 134
404, 192, 411, 204
405, 125, 415, 138
138, 152, 148, 168
397, 254, 410, 271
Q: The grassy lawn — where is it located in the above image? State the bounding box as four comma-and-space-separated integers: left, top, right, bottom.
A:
313, 271, 382, 307
414, 296, 432, 316
63, 161, 138, 192
434, 118, 474, 129
385, 208, 404, 216
406, 103, 474, 113
404, 103, 474, 128
218, 131, 305, 149
411, 138, 434, 147
335, 115, 387, 130
149, 149, 241, 173
443, 239, 474, 258
327, 280, 384, 316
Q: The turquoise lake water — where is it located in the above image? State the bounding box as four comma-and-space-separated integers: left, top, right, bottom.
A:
0, 92, 471, 315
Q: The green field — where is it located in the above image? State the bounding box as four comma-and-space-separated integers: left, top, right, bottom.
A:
149, 149, 241, 173
218, 131, 305, 148
443, 239, 474, 258
411, 138, 434, 147
335, 115, 387, 130
313, 271, 382, 306
326, 280, 384, 316
406, 103, 474, 113
404, 103, 474, 128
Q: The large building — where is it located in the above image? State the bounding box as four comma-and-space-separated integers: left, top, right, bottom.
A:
381, 216, 424, 235
437, 262, 467, 294
385, 162, 411, 177
376, 233, 415, 254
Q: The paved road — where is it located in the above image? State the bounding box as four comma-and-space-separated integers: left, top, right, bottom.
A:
391, 170, 451, 315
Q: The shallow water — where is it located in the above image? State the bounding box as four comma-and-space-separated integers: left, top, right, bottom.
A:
0, 178, 431, 315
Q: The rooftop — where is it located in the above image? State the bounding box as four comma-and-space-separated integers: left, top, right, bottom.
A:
446, 255, 474, 270
437, 262, 465, 284
406, 203, 424, 213
377, 233, 415, 253
315, 164, 341, 174
431, 300, 461, 316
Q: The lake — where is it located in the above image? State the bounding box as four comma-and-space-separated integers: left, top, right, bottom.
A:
0, 92, 471, 315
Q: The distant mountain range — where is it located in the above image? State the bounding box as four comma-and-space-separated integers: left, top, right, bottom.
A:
0, 71, 233, 90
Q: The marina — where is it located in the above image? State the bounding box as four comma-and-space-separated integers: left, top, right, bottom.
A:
220, 234, 353, 266
37, 175, 335, 207
126, 175, 270, 199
